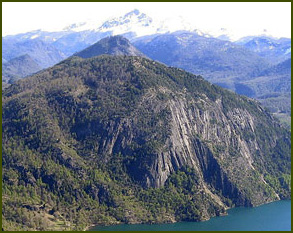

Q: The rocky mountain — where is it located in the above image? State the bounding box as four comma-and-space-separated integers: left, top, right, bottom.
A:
236, 36, 291, 64
2, 51, 290, 230
74, 35, 146, 58
2, 54, 42, 86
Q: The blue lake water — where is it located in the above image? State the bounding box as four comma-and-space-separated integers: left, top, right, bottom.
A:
89, 200, 291, 231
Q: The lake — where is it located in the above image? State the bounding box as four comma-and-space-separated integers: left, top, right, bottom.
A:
89, 200, 291, 231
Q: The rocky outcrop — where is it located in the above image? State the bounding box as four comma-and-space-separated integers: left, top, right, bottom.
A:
2, 55, 290, 230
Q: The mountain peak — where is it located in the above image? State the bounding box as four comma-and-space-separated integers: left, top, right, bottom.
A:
98, 9, 153, 33
124, 9, 141, 17
74, 35, 145, 58
3, 52, 291, 230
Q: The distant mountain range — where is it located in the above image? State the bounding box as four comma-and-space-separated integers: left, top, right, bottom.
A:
2, 38, 66, 67
133, 31, 271, 82
2, 9, 291, 127
2, 54, 41, 89
2, 36, 290, 229
236, 36, 291, 64
3, 9, 290, 58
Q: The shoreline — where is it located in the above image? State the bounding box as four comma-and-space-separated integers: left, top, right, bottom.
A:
84, 199, 291, 231
83, 224, 95, 231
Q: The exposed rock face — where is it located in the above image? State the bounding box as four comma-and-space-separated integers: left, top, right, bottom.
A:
144, 96, 278, 205
71, 79, 285, 206
2, 55, 290, 230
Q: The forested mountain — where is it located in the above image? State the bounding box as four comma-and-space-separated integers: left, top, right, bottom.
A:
2, 54, 42, 88
259, 58, 291, 77
133, 32, 291, 128
74, 36, 146, 58
2, 10, 291, 107
2, 8, 291, 230
2, 54, 290, 230
241, 58, 291, 129
237, 58, 291, 97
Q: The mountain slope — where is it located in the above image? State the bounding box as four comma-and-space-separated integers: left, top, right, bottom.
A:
2, 55, 290, 230
236, 36, 291, 64
133, 32, 291, 128
133, 31, 270, 83
74, 35, 145, 58
238, 59, 291, 129
2, 54, 42, 86
259, 58, 291, 77
2, 38, 66, 68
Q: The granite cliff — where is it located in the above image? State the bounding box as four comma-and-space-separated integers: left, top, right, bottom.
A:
2, 47, 290, 230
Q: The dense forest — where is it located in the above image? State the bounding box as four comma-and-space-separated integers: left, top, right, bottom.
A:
2, 55, 291, 230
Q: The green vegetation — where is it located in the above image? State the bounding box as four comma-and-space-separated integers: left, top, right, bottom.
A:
2, 55, 290, 230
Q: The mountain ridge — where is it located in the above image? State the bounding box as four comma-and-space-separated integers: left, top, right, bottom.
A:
235, 36, 291, 64
4, 9, 290, 58
2, 38, 66, 68
74, 35, 146, 58
2, 53, 290, 230
2, 54, 42, 88
133, 31, 271, 82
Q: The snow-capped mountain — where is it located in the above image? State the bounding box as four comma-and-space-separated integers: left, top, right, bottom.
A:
4, 9, 287, 47
59, 9, 199, 38
97, 9, 156, 36
2, 9, 291, 62
60, 9, 161, 37
2, 8, 291, 123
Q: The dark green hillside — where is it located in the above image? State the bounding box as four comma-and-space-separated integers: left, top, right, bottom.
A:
2, 55, 290, 231
74, 35, 146, 58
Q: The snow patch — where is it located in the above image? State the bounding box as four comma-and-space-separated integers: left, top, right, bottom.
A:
31, 35, 39, 39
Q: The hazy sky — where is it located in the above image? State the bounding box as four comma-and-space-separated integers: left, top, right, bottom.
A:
2, 2, 291, 38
